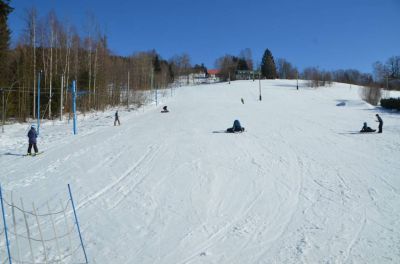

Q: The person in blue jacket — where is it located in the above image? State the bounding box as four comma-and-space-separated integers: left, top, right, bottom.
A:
226, 120, 245, 133
27, 125, 39, 155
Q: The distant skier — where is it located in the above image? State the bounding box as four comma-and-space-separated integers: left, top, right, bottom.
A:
161, 106, 169, 113
360, 122, 376, 133
375, 114, 383, 133
27, 125, 39, 155
241, 98, 244, 104
226, 120, 245, 133
114, 111, 120, 126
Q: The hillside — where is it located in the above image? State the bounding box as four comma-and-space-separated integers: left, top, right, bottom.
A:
0, 80, 399, 263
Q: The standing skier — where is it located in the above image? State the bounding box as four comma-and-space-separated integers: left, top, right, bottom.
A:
114, 111, 120, 126
375, 114, 383, 133
27, 125, 39, 155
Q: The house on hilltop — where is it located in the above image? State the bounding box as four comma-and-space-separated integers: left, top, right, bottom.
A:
207, 69, 220, 83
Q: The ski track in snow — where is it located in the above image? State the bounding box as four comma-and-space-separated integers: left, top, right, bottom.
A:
1, 80, 399, 263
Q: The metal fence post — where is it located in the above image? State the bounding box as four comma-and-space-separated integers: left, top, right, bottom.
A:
0, 184, 13, 264
68, 184, 88, 263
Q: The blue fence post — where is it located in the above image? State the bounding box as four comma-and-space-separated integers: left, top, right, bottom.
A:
72, 81, 77, 135
37, 71, 41, 135
67, 184, 88, 263
0, 184, 12, 264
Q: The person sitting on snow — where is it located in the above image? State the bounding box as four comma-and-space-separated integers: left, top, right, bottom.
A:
360, 122, 375, 133
226, 119, 245, 133
161, 106, 169, 113
27, 125, 39, 155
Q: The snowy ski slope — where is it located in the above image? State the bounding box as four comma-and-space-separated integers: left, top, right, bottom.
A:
1, 80, 399, 263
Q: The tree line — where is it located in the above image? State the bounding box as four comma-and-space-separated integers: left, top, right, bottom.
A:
1, 0, 399, 123
215, 48, 399, 91
0, 3, 204, 123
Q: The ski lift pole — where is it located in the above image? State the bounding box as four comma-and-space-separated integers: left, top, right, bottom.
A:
67, 184, 88, 263
2, 88, 4, 133
259, 73, 262, 101
37, 71, 41, 135
155, 85, 158, 106
0, 184, 13, 264
72, 80, 77, 135
60, 74, 64, 121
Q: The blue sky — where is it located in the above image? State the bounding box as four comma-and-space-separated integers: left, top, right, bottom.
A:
8, 0, 400, 73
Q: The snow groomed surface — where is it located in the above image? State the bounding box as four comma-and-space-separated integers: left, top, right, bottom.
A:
1, 80, 399, 263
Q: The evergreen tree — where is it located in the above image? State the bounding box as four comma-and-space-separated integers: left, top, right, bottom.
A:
237, 58, 249, 71
153, 54, 161, 72
261, 49, 277, 79
0, 0, 13, 86
193, 63, 208, 75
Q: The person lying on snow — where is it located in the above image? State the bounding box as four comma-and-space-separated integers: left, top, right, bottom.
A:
360, 122, 376, 133
226, 120, 245, 133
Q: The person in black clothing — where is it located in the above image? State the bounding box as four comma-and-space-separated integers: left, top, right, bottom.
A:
360, 122, 376, 133
226, 120, 245, 133
27, 125, 39, 155
161, 106, 169, 113
114, 111, 120, 126
375, 114, 383, 133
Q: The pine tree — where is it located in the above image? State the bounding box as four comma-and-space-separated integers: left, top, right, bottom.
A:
0, 0, 13, 86
237, 58, 249, 71
261, 49, 277, 79
153, 54, 161, 73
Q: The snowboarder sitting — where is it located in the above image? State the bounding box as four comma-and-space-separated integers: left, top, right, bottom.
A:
360, 122, 376, 133
114, 111, 120, 126
27, 125, 39, 155
226, 120, 245, 133
161, 106, 169, 113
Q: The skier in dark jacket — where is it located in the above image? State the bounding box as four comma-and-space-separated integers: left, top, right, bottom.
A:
360, 122, 376, 133
114, 111, 120, 126
226, 120, 245, 133
27, 125, 39, 155
375, 114, 383, 133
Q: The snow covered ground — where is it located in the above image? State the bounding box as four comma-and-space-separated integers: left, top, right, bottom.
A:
0, 80, 399, 263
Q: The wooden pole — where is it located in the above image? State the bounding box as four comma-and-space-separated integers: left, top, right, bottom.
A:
11, 193, 21, 263
47, 202, 62, 261
21, 199, 35, 264
32, 202, 48, 264
61, 199, 73, 252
